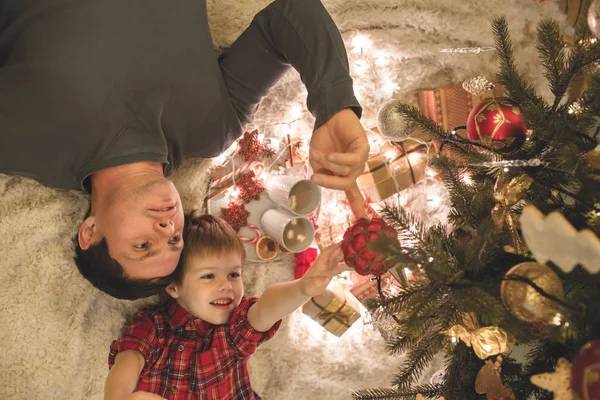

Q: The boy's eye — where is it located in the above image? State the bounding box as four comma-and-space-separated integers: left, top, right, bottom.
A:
168, 235, 181, 245
201, 274, 214, 279
229, 272, 241, 278
134, 242, 150, 250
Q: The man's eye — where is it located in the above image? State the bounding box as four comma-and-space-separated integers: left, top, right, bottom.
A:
201, 274, 214, 279
134, 242, 150, 250
168, 235, 181, 245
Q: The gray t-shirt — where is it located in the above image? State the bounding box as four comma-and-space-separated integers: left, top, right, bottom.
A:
0, 0, 360, 192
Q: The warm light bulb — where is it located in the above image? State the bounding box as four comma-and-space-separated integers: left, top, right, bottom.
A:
354, 60, 368, 75
427, 195, 442, 207
290, 103, 303, 120
374, 50, 390, 66
351, 34, 372, 53
461, 173, 474, 186
382, 79, 399, 95
385, 150, 396, 160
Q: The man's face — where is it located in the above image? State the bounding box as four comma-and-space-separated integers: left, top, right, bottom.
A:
93, 177, 185, 279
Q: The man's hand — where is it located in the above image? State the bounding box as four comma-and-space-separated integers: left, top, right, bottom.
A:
300, 243, 347, 298
310, 108, 370, 220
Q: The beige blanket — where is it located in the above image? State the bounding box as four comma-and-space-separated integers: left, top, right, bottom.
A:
0, 1, 565, 399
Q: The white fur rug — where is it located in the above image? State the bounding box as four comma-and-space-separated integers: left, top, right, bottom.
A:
0, 1, 566, 399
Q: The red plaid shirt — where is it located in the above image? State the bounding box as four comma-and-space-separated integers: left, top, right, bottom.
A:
109, 297, 280, 400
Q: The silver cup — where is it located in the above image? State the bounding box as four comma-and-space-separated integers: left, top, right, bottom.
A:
260, 208, 315, 253
266, 175, 321, 216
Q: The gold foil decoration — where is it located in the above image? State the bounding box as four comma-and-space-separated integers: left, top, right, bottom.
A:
500, 261, 565, 324
445, 325, 515, 360
475, 356, 515, 399
491, 174, 533, 254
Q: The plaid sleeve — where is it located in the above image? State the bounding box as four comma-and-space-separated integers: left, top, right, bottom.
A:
228, 297, 281, 358
108, 309, 160, 374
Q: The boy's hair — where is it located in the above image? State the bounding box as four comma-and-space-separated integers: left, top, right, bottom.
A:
74, 237, 174, 300
173, 211, 246, 284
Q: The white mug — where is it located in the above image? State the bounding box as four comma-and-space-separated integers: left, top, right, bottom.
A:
260, 208, 315, 253
266, 175, 321, 216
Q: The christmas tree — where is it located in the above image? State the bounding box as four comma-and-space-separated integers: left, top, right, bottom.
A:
351, 12, 600, 400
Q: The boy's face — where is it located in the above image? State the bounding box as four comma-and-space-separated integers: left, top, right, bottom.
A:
167, 251, 244, 325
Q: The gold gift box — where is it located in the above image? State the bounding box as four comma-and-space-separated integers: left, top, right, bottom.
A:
358, 143, 430, 203
302, 280, 361, 337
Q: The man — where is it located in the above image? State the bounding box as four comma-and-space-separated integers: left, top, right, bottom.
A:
0, 0, 369, 299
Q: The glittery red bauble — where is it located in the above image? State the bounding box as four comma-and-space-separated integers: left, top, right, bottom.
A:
341, 218, 398, 276
571, 340, 600, 400
466, 97, 527, 153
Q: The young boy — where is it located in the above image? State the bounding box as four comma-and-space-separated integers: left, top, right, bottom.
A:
104, 213, 345, 400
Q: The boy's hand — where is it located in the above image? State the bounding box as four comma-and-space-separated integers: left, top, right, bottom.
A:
300, 243, 347, 298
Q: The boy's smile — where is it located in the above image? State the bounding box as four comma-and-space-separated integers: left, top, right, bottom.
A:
167, 252, 244, 325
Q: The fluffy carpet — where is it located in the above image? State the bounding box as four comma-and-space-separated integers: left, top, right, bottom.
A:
0, 1, 567, 399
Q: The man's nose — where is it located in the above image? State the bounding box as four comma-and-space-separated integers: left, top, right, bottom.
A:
153, 219, 175, 237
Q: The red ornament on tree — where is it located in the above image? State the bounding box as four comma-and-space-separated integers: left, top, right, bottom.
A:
341, 218, 398, 276
466, 97, 527, 153
220, 202, 250, 233
571, 340, 600, 400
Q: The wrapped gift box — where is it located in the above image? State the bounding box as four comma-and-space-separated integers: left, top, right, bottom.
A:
417, 82, 504, 133
302, 280, 362, 337
358, 142, 431, 203
349, 270, 404, 306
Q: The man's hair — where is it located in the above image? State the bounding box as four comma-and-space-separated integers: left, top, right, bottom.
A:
74, 237, 174, 300
172, 211, 246, 284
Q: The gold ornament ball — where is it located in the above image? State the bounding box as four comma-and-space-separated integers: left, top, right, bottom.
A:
500, 262, 564, 323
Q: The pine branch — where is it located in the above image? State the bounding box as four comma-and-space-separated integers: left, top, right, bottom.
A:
368, 280, 435, 317
450, 286, 507, 327
443, 342, 485, 400
351, 384, 442, 400
492, 17, 547, 111
393, 333, 441, 389
536, 20, 567, 107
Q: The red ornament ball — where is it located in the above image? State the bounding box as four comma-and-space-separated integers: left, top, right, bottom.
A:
341, 217, 398, 276
466, 97, 527, 153
571, 340, 600, 400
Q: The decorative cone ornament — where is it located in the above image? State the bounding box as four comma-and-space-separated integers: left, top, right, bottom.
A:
341, 218, 398, 276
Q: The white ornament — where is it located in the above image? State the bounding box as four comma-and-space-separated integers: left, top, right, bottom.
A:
530, 358, 572, 400
521, 205, 600, 274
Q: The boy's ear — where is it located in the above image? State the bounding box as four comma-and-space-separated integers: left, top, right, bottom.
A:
165, 282, 180, 299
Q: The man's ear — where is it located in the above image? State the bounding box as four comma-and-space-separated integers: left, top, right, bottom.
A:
165, 282, 180, 299
78, 216, 96, 250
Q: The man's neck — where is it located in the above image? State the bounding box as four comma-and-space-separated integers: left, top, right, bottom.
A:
90, 162, 164, 212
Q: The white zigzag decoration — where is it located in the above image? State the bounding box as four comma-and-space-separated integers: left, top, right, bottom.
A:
521, 205, 600, 274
